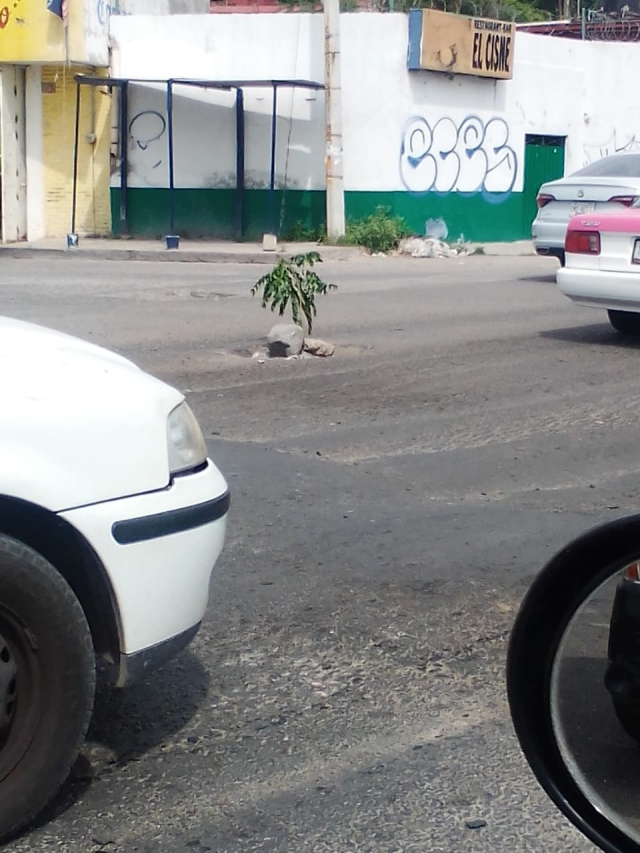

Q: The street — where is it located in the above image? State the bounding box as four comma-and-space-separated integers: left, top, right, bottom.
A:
2, 252, 627, 853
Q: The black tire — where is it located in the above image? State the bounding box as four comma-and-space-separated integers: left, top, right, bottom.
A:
608, 310, 640, 335
0, 535, 95, 841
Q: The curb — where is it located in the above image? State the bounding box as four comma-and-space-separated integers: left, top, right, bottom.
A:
0, 246, 365, 264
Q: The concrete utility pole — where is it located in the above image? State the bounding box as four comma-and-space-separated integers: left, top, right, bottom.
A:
324, 0, 345, 239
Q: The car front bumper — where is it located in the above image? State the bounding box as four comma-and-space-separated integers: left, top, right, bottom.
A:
557, 267, 640, 312
59, 460, 229, 684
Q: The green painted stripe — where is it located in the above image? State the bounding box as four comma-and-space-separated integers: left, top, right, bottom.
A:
346, 191, 530, 243
111, 187, 532, 243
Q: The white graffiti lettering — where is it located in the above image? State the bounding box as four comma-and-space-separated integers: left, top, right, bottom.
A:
582, 131, 640, 166
399, 115, 518, 198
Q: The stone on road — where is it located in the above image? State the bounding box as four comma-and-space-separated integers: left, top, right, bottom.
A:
0, 255, 602, 853
303, 337, 336, 357
267, 323, 305, 358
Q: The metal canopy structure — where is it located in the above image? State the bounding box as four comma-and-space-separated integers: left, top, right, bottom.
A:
73, 74, 324, 241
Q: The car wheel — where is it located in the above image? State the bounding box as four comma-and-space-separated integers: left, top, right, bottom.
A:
608, 310, 640, 335
0, 535, 95, 841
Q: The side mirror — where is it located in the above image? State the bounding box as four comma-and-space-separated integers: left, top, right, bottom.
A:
507, 514, 640, 853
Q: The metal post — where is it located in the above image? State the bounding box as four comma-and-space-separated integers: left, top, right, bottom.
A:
235, 88, 245, 241
118, 81, 129, 235
324, 0, 345, 239
268, 83, 278, 236
166, 80, 176, 237
69, 81, 82, 244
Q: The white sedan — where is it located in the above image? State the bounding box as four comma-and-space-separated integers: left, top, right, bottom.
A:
533, 152, 640, 266
557, 207, 640, 334
0, 317, 229, 840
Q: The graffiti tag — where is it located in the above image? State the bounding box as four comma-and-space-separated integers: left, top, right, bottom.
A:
128, 110, 166, 185
399, 115, 518, 200
0, 7, 10, 28
97, 0, 131, 25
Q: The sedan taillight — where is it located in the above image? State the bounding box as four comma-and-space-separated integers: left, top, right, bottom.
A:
565, 229, 601, 255
536, 193, 555, 209
608, 195, 639, 207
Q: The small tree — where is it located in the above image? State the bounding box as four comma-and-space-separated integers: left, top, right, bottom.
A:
250, 252, 337, 335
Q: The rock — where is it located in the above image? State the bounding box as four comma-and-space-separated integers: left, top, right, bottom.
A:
465, 819, 487, 830
267, 323, 304, 358
303, 337, 335, 357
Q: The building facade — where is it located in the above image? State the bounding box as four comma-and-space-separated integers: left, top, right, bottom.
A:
0, 0, 208, 242
4, 5, 639, 244
108, 11, 640, 243
0, 0, 113, 242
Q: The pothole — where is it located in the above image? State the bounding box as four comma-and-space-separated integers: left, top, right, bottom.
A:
189, 290, 237, 300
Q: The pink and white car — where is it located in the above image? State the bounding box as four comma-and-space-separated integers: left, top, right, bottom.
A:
557, 209, 640, 334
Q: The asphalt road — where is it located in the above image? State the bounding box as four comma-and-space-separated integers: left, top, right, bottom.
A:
4, 252, 637, 853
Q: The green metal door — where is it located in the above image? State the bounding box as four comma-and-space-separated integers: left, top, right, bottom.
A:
522, 135, 566, 236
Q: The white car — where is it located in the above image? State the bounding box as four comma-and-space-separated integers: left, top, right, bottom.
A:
557, 206, 640, 334
532, 152, 640, 265
0, 316, 229, 840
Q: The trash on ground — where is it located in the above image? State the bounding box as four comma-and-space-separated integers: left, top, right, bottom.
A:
424, 218, 448, 241
398, 237, 470, 259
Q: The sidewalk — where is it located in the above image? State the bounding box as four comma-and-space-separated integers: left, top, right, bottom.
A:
0, 237, 537, 264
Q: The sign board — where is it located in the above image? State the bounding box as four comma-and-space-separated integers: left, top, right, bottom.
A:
408, 8, 515, 80
0, 0, 108, 64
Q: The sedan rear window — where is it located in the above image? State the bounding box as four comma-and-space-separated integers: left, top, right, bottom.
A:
572, 154, 640, 178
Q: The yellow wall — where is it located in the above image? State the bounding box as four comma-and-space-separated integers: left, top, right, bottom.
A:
41, 66, 111, 237
0, 0, 85, 63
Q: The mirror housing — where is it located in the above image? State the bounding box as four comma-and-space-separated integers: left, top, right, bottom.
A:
507, 513, 640, 853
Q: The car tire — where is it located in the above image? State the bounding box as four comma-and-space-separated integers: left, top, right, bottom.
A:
608, 310, 640, 335
0, 535, 95, 842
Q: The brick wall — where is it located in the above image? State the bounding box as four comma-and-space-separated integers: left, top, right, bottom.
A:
41, 66, 111, 237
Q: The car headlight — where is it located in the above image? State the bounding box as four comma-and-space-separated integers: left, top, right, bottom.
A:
167, 401, 208, 475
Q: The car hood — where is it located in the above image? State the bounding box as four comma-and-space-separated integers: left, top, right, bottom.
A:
0, 316, 139, 372
0, 316, 185, 511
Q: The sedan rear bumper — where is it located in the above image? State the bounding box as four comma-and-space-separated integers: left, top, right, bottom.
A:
557, 266, 640, 312
532, 217, 567, 252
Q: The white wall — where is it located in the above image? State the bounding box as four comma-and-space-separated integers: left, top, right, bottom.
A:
110, 12, 640, 194
0, 67, 27, 243
84, 0, 111, 66
25, 67, 45, 242
111, 14, 324, 190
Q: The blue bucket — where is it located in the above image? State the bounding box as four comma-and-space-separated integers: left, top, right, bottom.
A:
165, 235, 180, 250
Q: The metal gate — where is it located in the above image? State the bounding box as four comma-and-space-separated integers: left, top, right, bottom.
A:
522, 135, 566, 237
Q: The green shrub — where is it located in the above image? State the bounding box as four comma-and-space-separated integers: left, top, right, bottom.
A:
340, 207, 412, 254
283, 220, 326, 243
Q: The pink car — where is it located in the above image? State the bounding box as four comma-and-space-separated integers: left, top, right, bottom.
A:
558, 207, 640, 334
